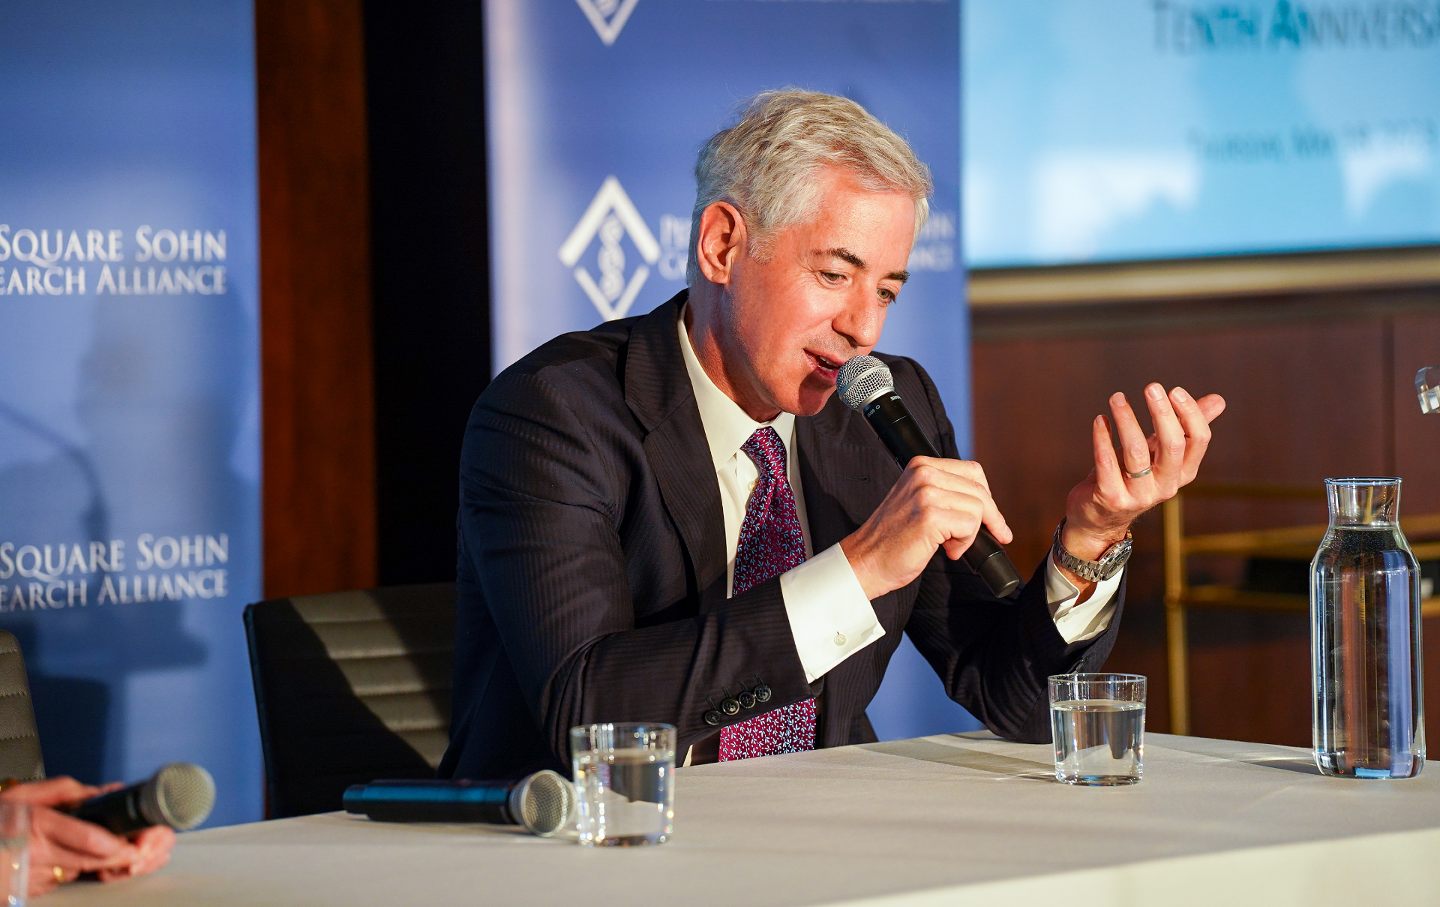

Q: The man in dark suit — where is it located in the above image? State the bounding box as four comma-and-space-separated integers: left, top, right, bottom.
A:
440, 90, 1223, 780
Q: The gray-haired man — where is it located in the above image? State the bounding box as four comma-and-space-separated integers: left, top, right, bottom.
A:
441, 90, 1223, 779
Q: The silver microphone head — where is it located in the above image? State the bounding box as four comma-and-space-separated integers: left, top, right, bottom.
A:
508, 769, 574, 837
836, 355, 894, 411
142, 762, 215, 831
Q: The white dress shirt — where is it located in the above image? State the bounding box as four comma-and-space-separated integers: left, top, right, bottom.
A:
677, 313, 1119, 684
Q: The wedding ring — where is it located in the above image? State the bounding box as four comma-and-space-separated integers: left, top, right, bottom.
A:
1126, 466, 1153, 479
52, 865, 66, 883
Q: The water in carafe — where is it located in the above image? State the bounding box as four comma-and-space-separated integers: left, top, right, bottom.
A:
1311, 477, 1425, 779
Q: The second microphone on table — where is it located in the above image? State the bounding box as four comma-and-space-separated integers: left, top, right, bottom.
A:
343, 771, 574, 837
836, 354, 1021, 598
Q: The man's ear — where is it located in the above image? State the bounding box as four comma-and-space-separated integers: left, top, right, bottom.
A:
695, 201, 746, 285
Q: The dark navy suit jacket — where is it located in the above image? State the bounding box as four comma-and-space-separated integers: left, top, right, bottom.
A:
439, 292, 1123, 780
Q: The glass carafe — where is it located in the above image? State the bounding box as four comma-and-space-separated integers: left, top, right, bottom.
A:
1311, 477, 1425, 778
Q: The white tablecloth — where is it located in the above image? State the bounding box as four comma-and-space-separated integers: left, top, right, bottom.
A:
45, 733, 1440, 906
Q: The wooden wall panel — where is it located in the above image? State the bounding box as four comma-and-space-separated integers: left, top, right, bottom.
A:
1392, 309, 1440, 513
973, 292, 1440, 745
255, 0, 377, 597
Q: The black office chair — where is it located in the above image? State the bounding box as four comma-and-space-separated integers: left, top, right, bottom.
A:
243, 584, 455, 818
0, 631, 44, 782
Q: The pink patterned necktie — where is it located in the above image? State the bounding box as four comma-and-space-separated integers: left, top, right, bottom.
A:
718, 426, 817, 761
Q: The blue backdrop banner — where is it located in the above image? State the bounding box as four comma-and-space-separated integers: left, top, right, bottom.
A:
0, 2, 262, 825
484, 0, 977, 738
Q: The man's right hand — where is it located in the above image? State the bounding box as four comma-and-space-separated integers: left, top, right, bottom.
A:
840, 456, 1012, 600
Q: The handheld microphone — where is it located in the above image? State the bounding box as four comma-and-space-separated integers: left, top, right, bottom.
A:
837, 354, 1022, 598
343, 770, 574, 837
68, 762, 215, 834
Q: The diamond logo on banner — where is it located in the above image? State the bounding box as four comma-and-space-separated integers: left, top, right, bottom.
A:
558, 176, 660, 321
575, 0, 639, 46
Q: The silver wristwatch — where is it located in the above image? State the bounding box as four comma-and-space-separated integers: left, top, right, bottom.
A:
1051, 519, 1132, 582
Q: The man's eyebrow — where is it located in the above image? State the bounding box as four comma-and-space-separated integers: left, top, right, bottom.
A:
818, 247, 910, 284
823, 247, 866, 270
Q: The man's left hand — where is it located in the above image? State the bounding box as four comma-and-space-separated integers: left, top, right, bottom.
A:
1061, 383, 1226, 564
1, 776, 176, 896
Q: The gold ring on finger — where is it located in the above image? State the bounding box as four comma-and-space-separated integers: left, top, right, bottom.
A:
52, 865, 66, 883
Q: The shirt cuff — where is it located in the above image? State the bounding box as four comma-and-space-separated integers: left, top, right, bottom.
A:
1044, 555, 1122, 644
778, 544, 886, 683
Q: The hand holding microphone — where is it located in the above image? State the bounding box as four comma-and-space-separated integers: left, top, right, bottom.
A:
836, 355, 1021, 599
0, 768, 199, 897
66, 762, 215, 834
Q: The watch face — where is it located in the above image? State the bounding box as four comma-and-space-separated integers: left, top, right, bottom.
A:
1097, 538, 1133, 577
1104, 539, 1132, 564
1053, 522, 1132, 581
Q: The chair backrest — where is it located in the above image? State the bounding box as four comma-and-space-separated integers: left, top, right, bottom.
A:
0, 630, 44, 782
243, 584, 455, 818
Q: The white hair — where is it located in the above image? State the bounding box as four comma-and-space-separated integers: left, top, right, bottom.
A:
686, 89, 932, 285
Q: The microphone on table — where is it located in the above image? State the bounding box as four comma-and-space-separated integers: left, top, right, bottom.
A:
68, 762, 215, 834
836, 354, 1022, 598
343, 770, 574, 837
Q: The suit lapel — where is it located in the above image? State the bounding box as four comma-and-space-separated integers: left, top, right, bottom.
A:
624, 293, 729, 614
796, 398, 890, 551
798, 397, 906, 746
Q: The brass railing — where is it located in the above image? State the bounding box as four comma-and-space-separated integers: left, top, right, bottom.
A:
1163, 484, 1440, 735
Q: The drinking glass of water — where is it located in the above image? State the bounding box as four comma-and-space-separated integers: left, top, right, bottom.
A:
569, 722, 675, 846
0, 800, 28, 906
1049, 673, 1146, 786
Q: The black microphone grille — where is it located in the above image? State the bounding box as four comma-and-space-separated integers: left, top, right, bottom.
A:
836, 355, 894, 411
143, 762, 216, 831
511, 769, 574, 837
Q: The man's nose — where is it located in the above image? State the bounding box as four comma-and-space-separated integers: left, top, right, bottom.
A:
834, 294, 884, 350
